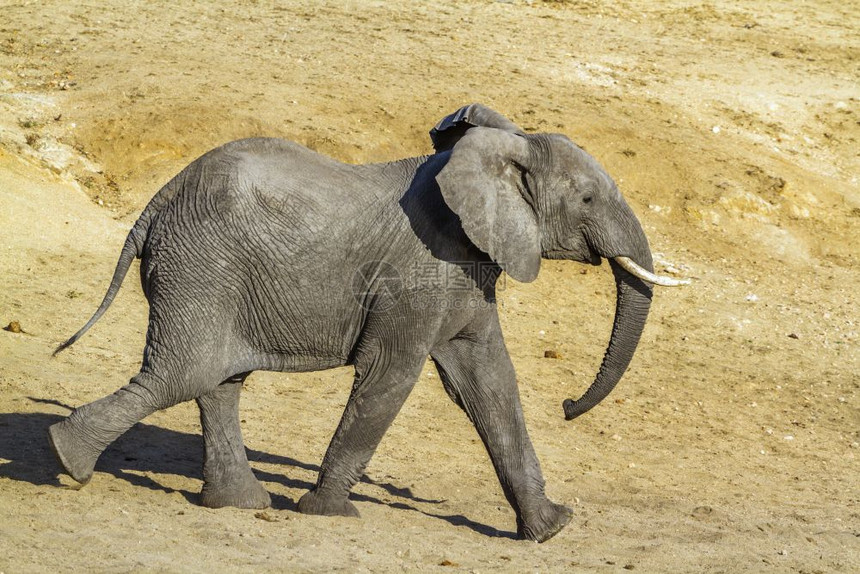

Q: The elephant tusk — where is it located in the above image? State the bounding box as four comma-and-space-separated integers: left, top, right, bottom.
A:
613, 256, 691, 287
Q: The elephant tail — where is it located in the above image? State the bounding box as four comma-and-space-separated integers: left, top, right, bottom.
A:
53, 176, 180, 356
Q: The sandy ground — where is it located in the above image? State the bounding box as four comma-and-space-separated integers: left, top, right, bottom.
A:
1, 1, 858, 572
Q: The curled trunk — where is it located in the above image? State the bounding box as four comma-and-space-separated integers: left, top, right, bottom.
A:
563, 259, 653, 420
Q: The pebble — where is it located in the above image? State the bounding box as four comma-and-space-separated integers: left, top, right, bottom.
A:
3, 321, 22, 333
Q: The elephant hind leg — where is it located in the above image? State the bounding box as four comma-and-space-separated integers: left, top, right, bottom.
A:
50, 297, 251, 486
197, 375, 271, 510
49, 341, 234, 486
49, 370, 173, 485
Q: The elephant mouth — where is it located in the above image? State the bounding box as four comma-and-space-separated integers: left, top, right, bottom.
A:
543, 248, 602, 266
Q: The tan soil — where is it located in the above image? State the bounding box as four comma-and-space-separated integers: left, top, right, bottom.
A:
1, 1, 858, 572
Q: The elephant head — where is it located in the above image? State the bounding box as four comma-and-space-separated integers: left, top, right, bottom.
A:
432, 104, 687, 420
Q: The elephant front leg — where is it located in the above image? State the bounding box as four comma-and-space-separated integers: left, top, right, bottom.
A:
431, 319, 573, 543
196, 377, 271, 510
297, 349, 424, 518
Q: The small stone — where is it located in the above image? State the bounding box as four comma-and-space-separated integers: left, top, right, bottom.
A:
544, 350, 562, 359
3, 321, 22, 333
611, 434, 622, 441
440, 560, 458, 567
788, 333, 800, 339
254, 511, 278, 522
712, 126, 721, 134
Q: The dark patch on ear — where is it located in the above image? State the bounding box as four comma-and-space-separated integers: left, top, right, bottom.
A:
430, 103, 524, 152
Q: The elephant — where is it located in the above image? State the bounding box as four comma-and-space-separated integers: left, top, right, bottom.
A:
49, 103, 686, 543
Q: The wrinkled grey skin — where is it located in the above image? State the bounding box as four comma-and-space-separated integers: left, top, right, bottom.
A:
49, 104, 654, 543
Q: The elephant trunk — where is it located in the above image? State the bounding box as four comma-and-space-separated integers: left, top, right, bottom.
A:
563, 251, 654, 421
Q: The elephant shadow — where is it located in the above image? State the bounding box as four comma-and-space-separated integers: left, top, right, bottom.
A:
0, 399, 515, 540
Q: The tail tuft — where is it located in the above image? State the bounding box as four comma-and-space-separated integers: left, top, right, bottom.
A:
52, 230, 142, 356
52, 336, 79, 357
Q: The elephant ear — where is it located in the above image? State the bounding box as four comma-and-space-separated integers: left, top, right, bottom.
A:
436, 127, 541, 283
430, 103, 525, 152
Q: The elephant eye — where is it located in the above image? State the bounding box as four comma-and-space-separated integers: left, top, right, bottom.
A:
582, 195, 593, 204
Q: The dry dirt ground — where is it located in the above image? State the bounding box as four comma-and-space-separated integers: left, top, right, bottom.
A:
1, 1, 858, 572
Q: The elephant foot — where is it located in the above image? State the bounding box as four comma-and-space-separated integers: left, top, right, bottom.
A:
517, 501, 573, 543
297, 489, 360, 518
200, 472, 272, 510
48, 420, 98, 485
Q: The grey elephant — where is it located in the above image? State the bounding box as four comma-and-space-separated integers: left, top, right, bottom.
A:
50, 104, 685, 543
